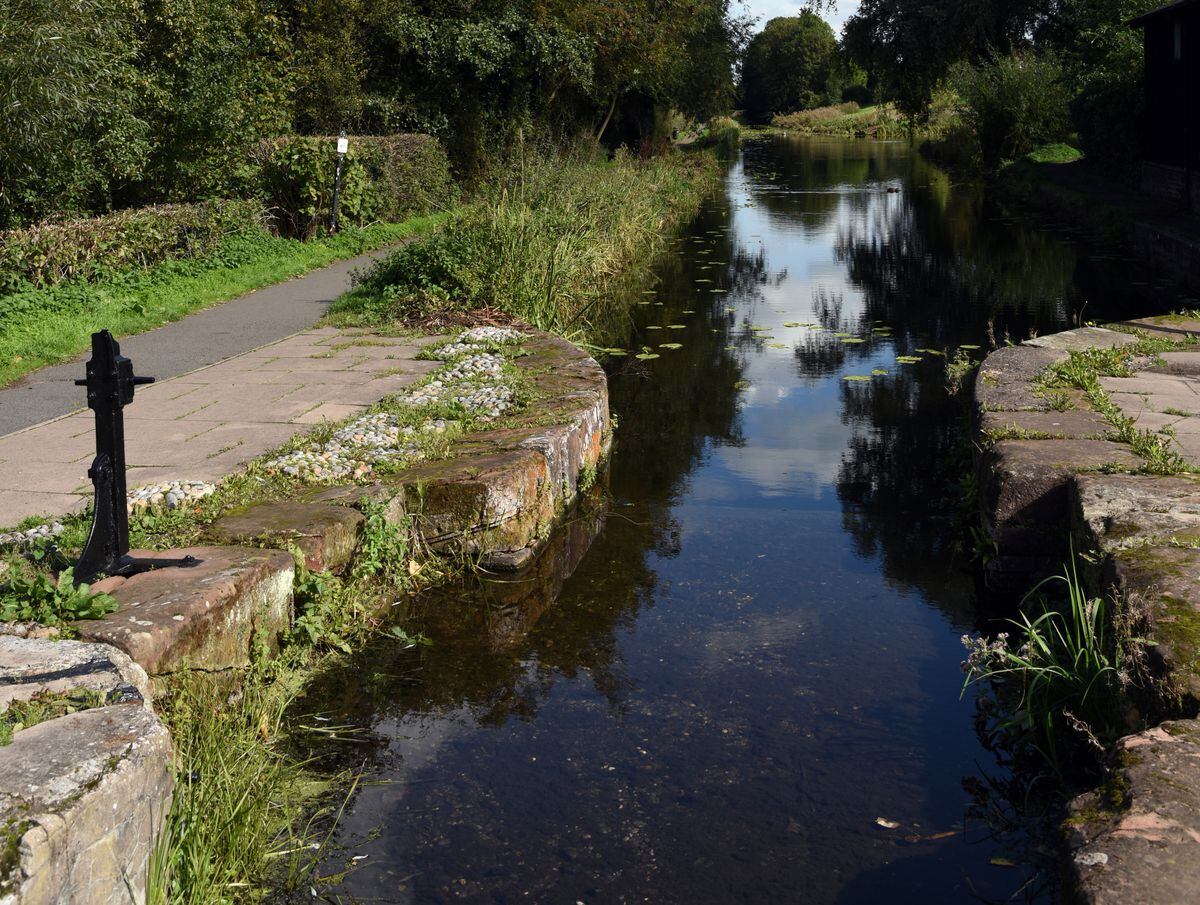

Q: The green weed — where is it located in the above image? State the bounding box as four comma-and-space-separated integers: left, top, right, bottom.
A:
0, 564, 117, 625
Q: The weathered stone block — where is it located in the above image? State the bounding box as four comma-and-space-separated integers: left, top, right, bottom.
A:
974, 345, 1065, 414
1108, 545, 1200, 704
0, 637, 150, 708
1074, 473, 1200, 555
1025, 326, 1140, 353
209, 501, 363, 573
1065, 720, 1200, 905
75, 546, 294, 675
981, 410, 1111, 441
0, 704, 173, 905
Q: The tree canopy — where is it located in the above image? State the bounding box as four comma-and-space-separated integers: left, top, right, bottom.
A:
0, 0, 748, 226
740, 13, 838, 123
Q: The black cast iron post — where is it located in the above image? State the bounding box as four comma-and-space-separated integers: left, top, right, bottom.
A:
74, 330, 154, 584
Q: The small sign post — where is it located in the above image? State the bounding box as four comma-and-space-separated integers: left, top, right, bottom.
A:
331, 131, 349, 232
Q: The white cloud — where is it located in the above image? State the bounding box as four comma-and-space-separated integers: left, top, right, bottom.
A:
734, 0, 860, 34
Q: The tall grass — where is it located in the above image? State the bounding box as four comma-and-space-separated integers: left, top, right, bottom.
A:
963, 552, 1133, 777
328, 145, 720, 343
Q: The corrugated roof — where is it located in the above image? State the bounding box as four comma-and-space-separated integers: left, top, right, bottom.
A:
1130, 0, 1200, 27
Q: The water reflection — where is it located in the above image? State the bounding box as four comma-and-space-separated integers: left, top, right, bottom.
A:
295, 136, 1177, 904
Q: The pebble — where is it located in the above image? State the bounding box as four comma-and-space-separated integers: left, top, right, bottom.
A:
0, 521, 65, 549
263, 416, 449, 483
127, 480, 216, 514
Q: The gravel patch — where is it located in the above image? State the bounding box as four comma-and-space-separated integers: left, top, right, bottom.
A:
263, 414, 449, 483
128, 480, 216, 514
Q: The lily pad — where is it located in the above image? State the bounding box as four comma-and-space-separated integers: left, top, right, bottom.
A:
783, 322, 802, 328
871, 369, 888, 376
659, 342, 683, 350
843, 375, 872, 382
915, 348, 945, 356
841, 337, 866, 344
646, 325, 663, 330
636, 353, 660, 360
768, 343, 787, 349
959, 344, 981, 350
667, 324, 686, 329
895, 355, 922, 364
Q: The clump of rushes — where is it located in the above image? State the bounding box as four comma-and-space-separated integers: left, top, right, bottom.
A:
327, 144, 720, 343
963, 551, 1136, 778
1038, 336, 1195, 475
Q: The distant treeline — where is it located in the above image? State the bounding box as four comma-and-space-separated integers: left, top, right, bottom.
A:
742, 0, 1164, 177
1, 0, 745, 227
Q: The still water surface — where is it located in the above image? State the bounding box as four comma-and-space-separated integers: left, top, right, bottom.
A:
306, 137, 1178, 903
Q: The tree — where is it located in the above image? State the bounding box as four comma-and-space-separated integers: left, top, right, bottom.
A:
0, 0, 149, 226
740, 13, 838, 124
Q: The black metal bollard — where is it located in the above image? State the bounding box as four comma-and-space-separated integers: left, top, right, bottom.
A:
71, 333, 205, 586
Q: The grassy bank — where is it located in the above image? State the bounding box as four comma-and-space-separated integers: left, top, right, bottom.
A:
328, 146, 721, 345
770, 101, 961, 142
0, 214, 446, 387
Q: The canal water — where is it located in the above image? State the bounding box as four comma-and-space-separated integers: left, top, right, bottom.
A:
303, 136, 1179, 903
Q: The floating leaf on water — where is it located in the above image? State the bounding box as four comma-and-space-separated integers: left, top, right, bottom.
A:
642, 290, 657, 295
875, 818, 901, 829
833, 332, 851, 338
725, 307, 736, 313
841, 337, 866, 344
607, 349, 628, 357
696, 279, 713, 284
871, 369, 889, 376
667, 324, 686, 329
916, 348, 945, 356
734, 379, 751, 389
709, 288, 728, 293
659, 342, 683, 350
895, 355, 922, 364
783, 322, 802, 328
844, 375, 872, 382
959, 344, 981, 350
768, 343, 787, 349
636, 353, 660, 360
682, 309, 696, 314
646, 325, 663, 330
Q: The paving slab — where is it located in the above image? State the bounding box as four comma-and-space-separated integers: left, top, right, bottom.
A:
0, 329, 435, 526
1025, 326, 1141, 352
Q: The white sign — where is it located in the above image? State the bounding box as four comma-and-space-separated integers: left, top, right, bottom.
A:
336, 136, 349, 154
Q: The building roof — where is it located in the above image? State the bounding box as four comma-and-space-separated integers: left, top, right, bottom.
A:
1130, 0, 1200, 27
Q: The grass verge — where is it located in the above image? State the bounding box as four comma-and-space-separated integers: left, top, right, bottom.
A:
327, 145, 721, 345
0, 213, 447, 387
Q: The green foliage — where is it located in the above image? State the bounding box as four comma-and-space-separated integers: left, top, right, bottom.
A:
963, 553, 1132, 775
952, 52, 1073, 169
0, 0, 149, 227
258, 134, 454, 238
0, 689, 108, 747
741, 13, 839, 124
693, 117, 742, 159
1025, 143, 1084, 165
0, 565, 118, 625
136, 0, 293, 203
0, 200, 263, 293
351, 499, 410, 587
331, 146, 720, 342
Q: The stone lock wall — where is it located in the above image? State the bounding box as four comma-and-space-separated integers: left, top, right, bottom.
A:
0, 328, 610, 903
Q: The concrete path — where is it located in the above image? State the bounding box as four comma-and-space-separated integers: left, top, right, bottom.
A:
0, 246, 393, 437
0, 327, 440, 525
1104, 346, 1200, 462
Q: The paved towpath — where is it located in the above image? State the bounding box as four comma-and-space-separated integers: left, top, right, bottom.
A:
1097, 319, 1200, 462
0, 246, 394, 437
0, 327, 441, 524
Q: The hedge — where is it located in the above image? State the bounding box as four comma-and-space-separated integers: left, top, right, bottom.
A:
0, 200, 265, 293
257, 133, 455, 239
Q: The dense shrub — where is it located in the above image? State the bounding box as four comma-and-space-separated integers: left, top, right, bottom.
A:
693, 117, 742, 159
0, 201, 265, 292
258, 134, 454, 238
953, 52, 1073, 169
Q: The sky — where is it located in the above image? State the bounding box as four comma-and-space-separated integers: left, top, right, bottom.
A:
734, 0, 860, 34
